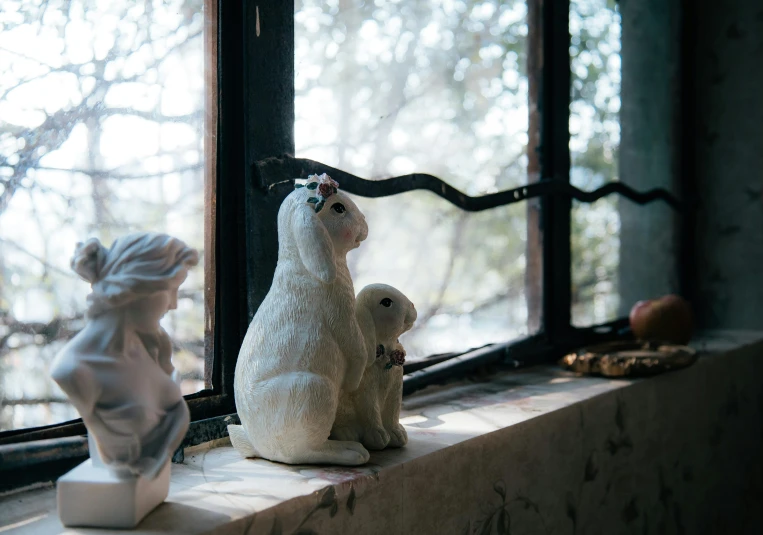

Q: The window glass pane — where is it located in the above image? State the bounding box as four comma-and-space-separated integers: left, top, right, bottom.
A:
295, 0, 538, 356
295, 0, 529, 193
0, 0, 209, 431
348, 192, 531, 358
570, 0, 679, 327
569, 0, 621, 326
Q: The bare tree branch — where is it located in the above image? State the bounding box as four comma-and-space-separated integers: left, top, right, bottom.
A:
1, 397, 70, 406
0, 238, 77, 278
412, 211, 469, 329
99, 108, 203, 124
34, 163, 203, 180
0, 315, 78, 351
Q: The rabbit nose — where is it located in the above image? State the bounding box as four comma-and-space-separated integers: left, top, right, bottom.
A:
357, 217, 369, 242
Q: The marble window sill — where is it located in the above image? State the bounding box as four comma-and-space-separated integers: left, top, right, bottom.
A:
1, 329, 761, 535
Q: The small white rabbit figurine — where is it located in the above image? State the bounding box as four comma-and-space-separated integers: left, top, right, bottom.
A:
332, 284, 417, 450
229, 174, 373, 465
50, 232, 198, 528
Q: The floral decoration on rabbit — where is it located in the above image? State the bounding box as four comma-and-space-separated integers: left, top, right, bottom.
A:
229, 175, 374, 466
332, 284, 417, 450
295, 173, 339, 213
381, 344, 407, 370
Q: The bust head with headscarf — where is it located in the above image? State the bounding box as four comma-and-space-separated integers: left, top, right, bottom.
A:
51, 232, 198, 479
72, 233, 199, 320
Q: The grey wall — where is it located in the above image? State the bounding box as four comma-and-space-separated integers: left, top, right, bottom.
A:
618, 0, 681, 316
620, 0, 763, 329
693, 0, 763, 329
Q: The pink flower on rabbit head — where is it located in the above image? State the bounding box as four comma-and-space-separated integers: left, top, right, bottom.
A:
312, 174, 338, 198
295, 173, 340, 213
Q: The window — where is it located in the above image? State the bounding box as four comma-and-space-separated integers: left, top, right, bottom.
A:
570, 0, 623, 325
0, 0, 212, 436
0, 0, 682, 490
569, 0, 679, 327
295, 1, 534, 358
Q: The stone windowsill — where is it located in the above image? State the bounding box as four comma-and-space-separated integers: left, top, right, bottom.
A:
1, 330, 761, 535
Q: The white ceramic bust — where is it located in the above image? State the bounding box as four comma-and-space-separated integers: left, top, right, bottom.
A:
332, 284, 416, 450
50, 232, 198, 527
228, 174, 374, 465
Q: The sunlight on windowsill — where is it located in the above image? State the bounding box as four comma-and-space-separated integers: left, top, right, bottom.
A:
1, 330, 761, 535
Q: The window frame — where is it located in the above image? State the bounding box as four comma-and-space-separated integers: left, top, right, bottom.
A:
0, 0, 684, 491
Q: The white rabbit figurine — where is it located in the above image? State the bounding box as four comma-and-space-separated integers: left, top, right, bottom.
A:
50, 232, 198, 528
332, 284, 417, 450
229, 174, 374, 465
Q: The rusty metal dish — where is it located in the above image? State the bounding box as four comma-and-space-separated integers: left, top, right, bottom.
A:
559, 340, 698, 377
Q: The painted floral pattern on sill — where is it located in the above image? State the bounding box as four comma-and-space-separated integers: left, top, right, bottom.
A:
20, 343, 752, 535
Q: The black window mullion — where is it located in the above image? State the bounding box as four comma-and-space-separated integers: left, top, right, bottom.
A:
540, 0, 572, 343
208, 0, 247, 414
678, 0, 697, 308
242, 0, 295, 323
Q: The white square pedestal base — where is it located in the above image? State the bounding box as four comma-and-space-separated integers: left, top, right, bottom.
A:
56, 459, 171, 528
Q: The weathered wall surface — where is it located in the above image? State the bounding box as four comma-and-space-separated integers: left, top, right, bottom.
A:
619, 0, 763, 330
618, 0, 681, 315
693, 0, 763, 328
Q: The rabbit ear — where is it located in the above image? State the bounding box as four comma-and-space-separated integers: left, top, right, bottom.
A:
292, 201, 336, 284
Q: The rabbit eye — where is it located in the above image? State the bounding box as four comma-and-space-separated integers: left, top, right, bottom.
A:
331, 203, 346, 214
380, 298, 393, 307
